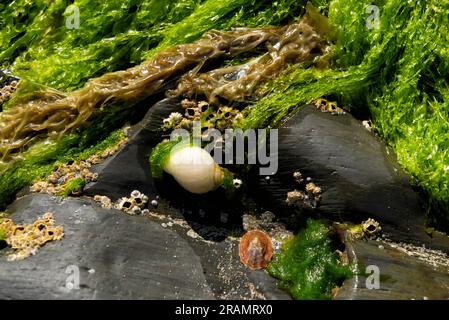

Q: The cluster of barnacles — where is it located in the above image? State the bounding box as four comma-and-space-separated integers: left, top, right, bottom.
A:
30, 128, 129, 196
94, 190, 154, 216
31, 161, 98, 196
313, 98, 346, 115
162, 99, 245, 132
0, 80, 18, 107
87, 128, 130, 164
342, 218, 383, 241
361, 218, 382, 239
285, 171, 322, 209
0, 70, 19, 107
116, 190, 150, 215
0, 212, 64, 261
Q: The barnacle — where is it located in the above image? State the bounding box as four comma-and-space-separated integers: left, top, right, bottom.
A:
362, 120, 372, 132
30, 131, 127, 196
116, 197, 134, 213
0, 70, 19, 108
31, 161, 95, 196
313, 98, 346, 115
209, 106, 241, 131
286, 190, 308, 207
239, 230, 273, 270
165, 100, 219, 132
293, 171, 305, 185
115, 190, 149, 215
162, 112, 184, 130
130, 190, 149, 207
181, 99, 197, 110
362, 218, 382, 239
0, 81, 19, 107
286, 170, 323, 209
233, 178, 243, 189
93, 195, 113, 209
0, 212, 64, 261
306, 182, 322, 203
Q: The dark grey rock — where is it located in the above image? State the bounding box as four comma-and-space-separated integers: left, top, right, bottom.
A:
252, 106, 449, 253
0, 194, 214, 300
336, 239, 449, 300
0, 193, 289, 300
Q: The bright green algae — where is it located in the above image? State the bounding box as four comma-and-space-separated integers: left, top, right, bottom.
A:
0, 0, 324, 209
61, 177, 87, 197
267, 220, 352, 300
245, 0, 449, 229
0, 0, 325, 92
0, 0, 202, 91
0, 121, 127, 210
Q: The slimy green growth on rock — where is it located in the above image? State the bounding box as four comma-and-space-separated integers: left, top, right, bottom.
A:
267, 219, 352, 300
149, 140, 184, 180
0, 126, 127, 209
0, 227, 5, 242
61, 178, 87, 197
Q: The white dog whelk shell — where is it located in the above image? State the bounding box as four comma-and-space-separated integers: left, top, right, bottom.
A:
164, 146, 224, 194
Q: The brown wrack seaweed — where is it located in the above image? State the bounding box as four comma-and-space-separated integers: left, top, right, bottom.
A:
0, 11, 330, 166
173, 20, 330, 104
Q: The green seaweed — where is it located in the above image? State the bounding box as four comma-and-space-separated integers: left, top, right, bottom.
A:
0, 124, 128, 210
0, 227, 5, 242
1, 0, 201, 91
61, 178, 87, 197
244, 0, 449, 229
267, 219, 352, 300
149, 139, 184, 179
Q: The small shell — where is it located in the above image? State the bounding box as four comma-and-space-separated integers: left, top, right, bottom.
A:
131, 191, 148, 208
239, 230, 273, 270
116, 197, 133, 212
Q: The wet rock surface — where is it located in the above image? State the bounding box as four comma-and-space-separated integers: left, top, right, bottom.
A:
253, 105, 449, 254
0, 194, 288, 300
0, 194, 214, 299
84, 98, 244, 240
85, 99, 449, 300
336, 239, 449, 300
2, 98, 449, 300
